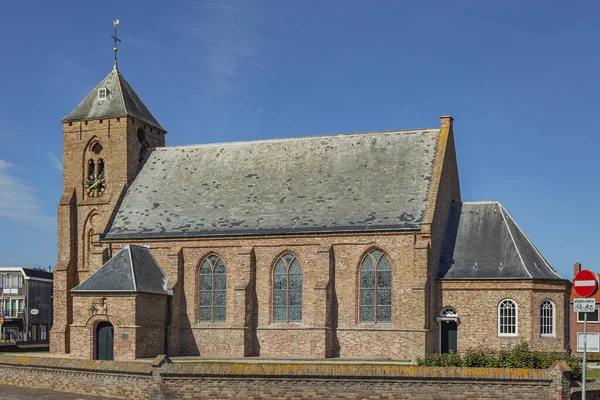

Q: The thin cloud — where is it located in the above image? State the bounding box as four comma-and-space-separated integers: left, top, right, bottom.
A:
47, 153, 62, 172
186, 0, 260, 97
0, 160, 54, 228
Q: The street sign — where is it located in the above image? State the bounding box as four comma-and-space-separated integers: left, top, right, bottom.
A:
574, 269, 599, 297
574, 298, 596, 313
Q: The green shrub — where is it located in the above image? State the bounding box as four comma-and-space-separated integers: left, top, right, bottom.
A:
462, 347, 494, 367
416, 342, 582, 380
416, 352, 443, 367
441, 350, 462, 367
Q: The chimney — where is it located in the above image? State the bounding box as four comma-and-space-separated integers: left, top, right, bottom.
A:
440, 115, 454, 129
574, 262, 582, 276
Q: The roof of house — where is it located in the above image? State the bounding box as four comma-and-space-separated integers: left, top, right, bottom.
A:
0, 267, 52, 281
22, 268, 53, 280
61, 66, 164, 130
104, 128, 440, 239
72, 245, 168, 295
436, 201, 563, 280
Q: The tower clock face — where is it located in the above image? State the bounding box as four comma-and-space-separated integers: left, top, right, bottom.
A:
86, 158, 106, 198
86, 176, 106, 197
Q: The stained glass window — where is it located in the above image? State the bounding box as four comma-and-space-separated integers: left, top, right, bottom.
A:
273, 253, 302, 323
199, 255, 226, 322
360, 250, 392, 323
498, 299, 517, 336
540, 300, 554, 337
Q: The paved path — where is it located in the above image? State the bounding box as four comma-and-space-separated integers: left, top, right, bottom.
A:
0, 385, 113, 400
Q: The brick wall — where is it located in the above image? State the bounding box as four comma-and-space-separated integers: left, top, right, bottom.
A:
440, 279, 570, 352
0, 355, 580, 399
70, 293, 168, 360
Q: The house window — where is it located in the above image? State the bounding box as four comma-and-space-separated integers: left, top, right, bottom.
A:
273, 253, 302, 323
540, 300, 554, 337
199, 255, 226, 322
1, 274, 22, 290
498, 299, 518, 336
577, 310, 600, 323
360, 249, 392, 323
31, 325, 37, 342
40, 325, 47, 341
3, 298, 24, 318
98, 88, 107, 99
577, 333, 600, 352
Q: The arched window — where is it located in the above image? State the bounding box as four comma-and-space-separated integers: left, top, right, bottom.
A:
440, 307, 458, 318
273, 253, 302, 323
540, 300, 555, 337
360, 249, 392, 323
199, 255, 226, 322
85, 141, 106, 198
498, 299, 518, 336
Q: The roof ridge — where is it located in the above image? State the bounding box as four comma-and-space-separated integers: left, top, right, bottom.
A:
459, 200, 501, 205
127, 244, 138, 292
153, 128, 441, 151
499, 204, 562, 279
116, 70, 129, 119
71, 246, 127, 291
498, 204, 532, 279
61, 69, 114, 121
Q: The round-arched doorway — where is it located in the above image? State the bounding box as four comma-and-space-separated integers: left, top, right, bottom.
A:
438, 307, 458, 354
96, 321, 114, 360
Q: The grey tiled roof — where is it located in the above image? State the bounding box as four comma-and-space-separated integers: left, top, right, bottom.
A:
104, 129, 440, 239
436, 202, 563, 280
72, 245, 168, 294
62, 67, 164, 130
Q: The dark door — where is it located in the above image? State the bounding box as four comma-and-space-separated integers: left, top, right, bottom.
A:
441, 321, 458, 353
96, 322, 114, 360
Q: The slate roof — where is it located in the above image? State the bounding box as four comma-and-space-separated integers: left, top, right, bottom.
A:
72, 245, 168, 294
22, 268, 53, 280
0, 267, 52, 280
436, 201, 563, 280
62, 66, 164, 130
104, 129, 440, 239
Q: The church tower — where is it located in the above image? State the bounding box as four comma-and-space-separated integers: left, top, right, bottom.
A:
50, 56, 166, 353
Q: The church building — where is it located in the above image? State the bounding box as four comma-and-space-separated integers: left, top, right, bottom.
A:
50, 62, 570, 361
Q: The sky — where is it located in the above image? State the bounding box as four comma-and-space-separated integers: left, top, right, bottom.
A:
0, 1, 598, 279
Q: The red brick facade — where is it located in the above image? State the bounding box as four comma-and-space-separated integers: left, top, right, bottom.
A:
50, 80, 570, 361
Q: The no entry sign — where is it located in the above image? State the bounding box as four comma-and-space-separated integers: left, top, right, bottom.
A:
574, 269, 599, 297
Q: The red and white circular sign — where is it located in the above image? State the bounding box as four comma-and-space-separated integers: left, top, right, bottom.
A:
574, 269, 599, 297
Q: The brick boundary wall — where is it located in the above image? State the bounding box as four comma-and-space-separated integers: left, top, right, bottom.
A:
0, 355, 589, 399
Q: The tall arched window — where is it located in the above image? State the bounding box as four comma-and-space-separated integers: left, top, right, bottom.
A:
273, 253, 302, 323
360, 249, 392, 323
498, 299, 518, 336
540, 300, 555, 337
199, 255, 226, 322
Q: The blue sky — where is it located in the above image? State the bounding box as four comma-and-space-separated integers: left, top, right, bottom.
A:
0, 1, 598, 279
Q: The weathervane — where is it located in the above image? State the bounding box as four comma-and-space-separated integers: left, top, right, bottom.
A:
112, 19, 121, 69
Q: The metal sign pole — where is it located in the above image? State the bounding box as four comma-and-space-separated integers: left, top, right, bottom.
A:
583, 312, 587, 400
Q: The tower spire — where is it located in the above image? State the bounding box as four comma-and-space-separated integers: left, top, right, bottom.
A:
112, 19, 121, 69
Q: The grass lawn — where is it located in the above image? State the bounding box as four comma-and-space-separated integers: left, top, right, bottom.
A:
586, 368, 600, 380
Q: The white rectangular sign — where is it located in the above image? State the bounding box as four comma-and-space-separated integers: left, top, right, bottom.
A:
574, 298, 596, 313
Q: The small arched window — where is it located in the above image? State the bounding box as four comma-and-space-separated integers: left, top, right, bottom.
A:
498, 299, 518, 336
540, 300, 555, 337
199, 255, 226, 322
273, 253, 302, 323
85, 141, 105, 198
360, 249, 392, 323
440, 307, 458, 318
